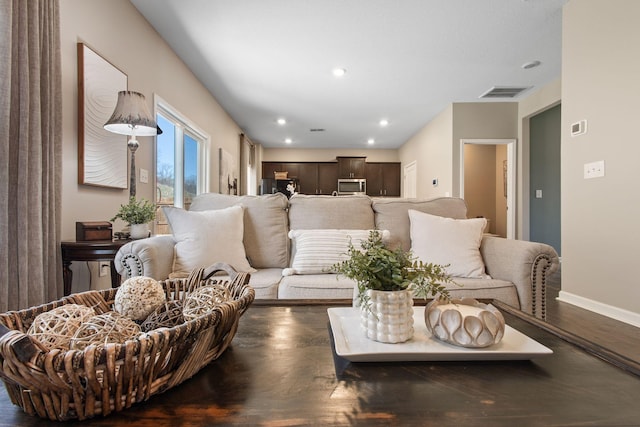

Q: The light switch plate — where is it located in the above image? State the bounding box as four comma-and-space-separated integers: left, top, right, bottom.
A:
535, 190, 542, 198
140, 168, 149, 183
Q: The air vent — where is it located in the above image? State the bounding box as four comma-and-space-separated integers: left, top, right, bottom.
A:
309, 128, 325, 132
480, 86, 531, 99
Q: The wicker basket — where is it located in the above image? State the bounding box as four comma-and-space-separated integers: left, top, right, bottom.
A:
0, 263, 254, 421
274, 171, 288, 179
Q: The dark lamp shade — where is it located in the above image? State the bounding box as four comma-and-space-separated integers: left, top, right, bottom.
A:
103, 91, 157, 136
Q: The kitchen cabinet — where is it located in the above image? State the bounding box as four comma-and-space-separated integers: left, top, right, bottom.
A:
262, 162, 338, 195
365, 162, 401, 197
262, 162, 286, 180
336, 157, 366, 179
317, 163, 339, 194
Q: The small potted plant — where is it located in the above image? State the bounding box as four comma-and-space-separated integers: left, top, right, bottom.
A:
331, 230, 455, 343
111, 197, 156, 239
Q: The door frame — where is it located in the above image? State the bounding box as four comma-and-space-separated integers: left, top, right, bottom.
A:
459, 139, 516, 239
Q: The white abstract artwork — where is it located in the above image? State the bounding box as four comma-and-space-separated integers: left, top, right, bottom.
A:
78, 43, 128, 189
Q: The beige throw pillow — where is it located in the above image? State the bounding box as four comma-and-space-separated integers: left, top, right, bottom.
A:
408, 209, 489, 278
163, 205, 256, 276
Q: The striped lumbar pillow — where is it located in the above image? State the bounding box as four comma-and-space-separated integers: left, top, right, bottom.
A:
286, 229, 388, 275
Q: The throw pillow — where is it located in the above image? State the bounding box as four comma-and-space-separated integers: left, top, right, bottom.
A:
287, 229, 388, 275
163, 205, 256, 276
408, 209, 489, 278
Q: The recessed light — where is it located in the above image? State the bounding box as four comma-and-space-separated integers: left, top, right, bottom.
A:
332, 68, 346, 77
522, 60, 541, 70
277, 118, 286, 125
367, 138, 375, 145
379, 119, 389, 127
284, 138, 292, 144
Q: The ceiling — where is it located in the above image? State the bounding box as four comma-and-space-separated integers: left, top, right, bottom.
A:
130, 0, 567, 149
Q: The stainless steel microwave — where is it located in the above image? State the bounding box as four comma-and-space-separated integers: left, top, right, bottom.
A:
337, 178, 366, 195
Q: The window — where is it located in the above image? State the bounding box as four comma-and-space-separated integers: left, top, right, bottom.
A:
154, 96, 209, 234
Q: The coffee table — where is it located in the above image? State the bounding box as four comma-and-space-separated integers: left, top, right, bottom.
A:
1, 300, 639, 426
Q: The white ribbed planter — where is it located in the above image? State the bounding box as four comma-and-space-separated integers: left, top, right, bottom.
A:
129, 223, 149, 239
360, 289, 414, 343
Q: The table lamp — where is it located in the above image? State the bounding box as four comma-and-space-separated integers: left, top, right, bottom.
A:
104, 91, 158, 197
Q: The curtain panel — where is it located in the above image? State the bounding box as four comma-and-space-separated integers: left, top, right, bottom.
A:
0, 0, 62, 311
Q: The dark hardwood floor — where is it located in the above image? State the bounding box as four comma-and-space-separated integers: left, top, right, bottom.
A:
544, 266, 640, 367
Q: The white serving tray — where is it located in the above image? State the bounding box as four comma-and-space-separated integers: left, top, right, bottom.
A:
328, 306, 553, 362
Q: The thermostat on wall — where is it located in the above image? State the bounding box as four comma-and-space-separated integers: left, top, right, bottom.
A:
571, 120, 587, 137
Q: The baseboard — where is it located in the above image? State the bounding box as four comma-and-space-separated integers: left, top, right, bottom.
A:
557, 291, 640, 328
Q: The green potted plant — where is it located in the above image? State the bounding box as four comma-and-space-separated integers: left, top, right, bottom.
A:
111, 197, 156, 239
331, 230, 455, 343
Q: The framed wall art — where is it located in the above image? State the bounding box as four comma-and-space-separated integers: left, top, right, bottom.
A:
219, 148, 238, 195
77, 43, 128, 189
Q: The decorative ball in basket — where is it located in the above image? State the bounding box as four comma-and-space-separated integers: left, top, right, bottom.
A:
0, 262, 254, 421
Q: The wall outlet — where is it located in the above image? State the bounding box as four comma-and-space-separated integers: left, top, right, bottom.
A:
140, 168, 149, 184
535, 189, 543, 198
99, 261, 110, 277
584, 160, 605, 179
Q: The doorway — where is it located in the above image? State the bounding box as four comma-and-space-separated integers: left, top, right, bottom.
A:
460, 139, 516, 239
529, 104, 561, 255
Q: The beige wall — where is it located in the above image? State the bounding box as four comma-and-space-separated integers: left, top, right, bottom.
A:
495, 145, 508, 237
60, 0, 242, 292
399, 106, 453, 199
60, 0, 242, 241
560, 0, 640, 322
462, 144, 508, 237
464, 144, 497, 229
452, 103, 518, 196
399, 103, 517, 203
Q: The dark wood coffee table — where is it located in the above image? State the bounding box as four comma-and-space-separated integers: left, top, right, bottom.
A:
1, 300, 639, 426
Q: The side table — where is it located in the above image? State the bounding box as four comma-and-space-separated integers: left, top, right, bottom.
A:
60, 239, 130, 296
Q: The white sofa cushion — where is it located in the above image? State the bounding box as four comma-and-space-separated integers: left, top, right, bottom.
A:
163, 205, 256, 276
286, 229, 377, 275
408, 209, 488, 278
278, 274, 357, 299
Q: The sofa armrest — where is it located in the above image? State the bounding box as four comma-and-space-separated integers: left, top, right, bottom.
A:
480, 236, 559, 319
114, 235, 176, 281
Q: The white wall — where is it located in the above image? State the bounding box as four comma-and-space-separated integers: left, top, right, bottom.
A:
59, 0, 242, 291
559, 0, 640, 324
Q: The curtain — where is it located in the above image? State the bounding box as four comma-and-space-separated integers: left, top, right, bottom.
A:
0, 0, 62, 311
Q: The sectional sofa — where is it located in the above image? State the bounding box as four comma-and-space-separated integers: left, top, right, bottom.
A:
114, 193, 559, 319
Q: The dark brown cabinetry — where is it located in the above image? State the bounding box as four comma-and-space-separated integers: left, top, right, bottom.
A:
336, 156, 366, 179
365, 162, 401, 197
263, 159, 400, 197
262, 162, 338, 195
317, 163, 339, 194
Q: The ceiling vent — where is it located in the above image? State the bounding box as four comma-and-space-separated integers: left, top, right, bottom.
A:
480, 86, 531, 99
